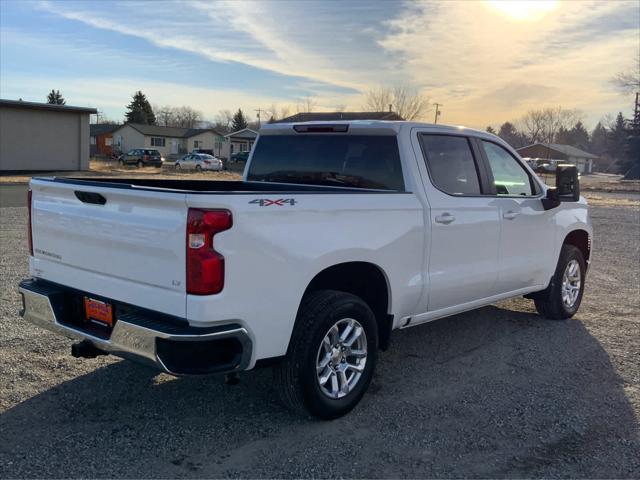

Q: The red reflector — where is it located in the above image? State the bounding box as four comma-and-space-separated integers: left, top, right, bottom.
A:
186, 209, 232, 295
27, 188, 33, 256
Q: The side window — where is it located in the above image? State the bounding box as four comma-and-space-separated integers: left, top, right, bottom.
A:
482, 141, 535, 196
419, 134, 481, 195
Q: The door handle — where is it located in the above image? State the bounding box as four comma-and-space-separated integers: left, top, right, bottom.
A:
503, 210, 519, 220
435, 213, 455, 224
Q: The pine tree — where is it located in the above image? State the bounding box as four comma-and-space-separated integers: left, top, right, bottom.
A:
486, 126, 496, 134
125, 91, 156, 125
231, 109, 248, 131
46, 89, 65, 105
497, 122, 525, 148
590, 122, 608, 156
608, 112, 627, 162
568, 121, 590, 150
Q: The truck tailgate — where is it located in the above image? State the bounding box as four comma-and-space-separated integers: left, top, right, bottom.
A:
29, 179, 188, 317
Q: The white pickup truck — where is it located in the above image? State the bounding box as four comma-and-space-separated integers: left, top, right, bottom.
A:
20, 121, 592, 419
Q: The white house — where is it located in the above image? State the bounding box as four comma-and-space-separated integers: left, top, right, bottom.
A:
112, 123, 227, 158
223, 128, 258, 158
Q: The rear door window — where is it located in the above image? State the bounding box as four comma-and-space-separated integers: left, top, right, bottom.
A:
419, 135, 482, 195
247, 135, 404, 190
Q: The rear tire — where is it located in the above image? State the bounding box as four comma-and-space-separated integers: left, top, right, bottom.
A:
118, 159, 124, 167
195, 164, 202, 171
137, 160, 143, 168
534, 244, 586, 320
274, 290, 378, 419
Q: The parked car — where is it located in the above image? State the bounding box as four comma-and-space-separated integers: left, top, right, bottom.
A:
175, 153, 223, 171
230, 151, 250, 163
20, 121, 592, 419
119, 149, 162, 168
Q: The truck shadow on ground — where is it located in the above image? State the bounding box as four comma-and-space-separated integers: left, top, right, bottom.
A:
1, 302, 638, 478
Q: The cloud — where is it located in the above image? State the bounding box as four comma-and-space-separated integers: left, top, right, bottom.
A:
35, 0, 370, 94
378, 0, 638, 126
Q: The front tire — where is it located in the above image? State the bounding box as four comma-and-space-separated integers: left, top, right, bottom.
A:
534, 244, 586, 319
274, 290, 378, 419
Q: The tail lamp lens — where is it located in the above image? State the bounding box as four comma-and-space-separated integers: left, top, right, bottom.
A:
27, 188, 33, 256
186, 209, 232, 295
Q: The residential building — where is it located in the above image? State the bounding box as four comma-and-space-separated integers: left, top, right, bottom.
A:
224, 128, 258, 158
111, 123, 227, 159
90, 123, 121, 157
516, 143, 598, 174
274, 111, 404, 123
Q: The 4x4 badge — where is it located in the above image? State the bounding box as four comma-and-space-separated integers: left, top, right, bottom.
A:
249, 198, 297, 207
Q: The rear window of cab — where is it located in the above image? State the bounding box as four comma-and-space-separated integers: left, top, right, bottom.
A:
247, 135, 404, 191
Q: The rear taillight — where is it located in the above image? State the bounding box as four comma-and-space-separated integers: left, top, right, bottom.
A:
203, 160, 211, 164
186, 209, 232, 295
27, 188, 33, 256
144, 154, 150, 161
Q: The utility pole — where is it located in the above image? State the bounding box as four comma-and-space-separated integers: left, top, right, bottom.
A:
255, 108, 268, 129
433, 103, 443, 124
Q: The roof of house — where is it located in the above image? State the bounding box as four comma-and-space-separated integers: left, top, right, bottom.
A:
122, 123, 224, 138
517, 143, 598, 159
225, 128, 258, 139
0, 98, 97, 114
90, 124, 122, 136
275, 111, 404, 123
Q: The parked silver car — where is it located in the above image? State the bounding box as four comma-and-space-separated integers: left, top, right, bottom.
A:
175, 153, 223, 171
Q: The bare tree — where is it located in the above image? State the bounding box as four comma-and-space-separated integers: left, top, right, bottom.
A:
214, 109, 233, 131
296, 96, 318, 113
154, 105, 175, 127
153, 105, 202, 128
173, 106, 201, 128
517, 107, 581, 145
363, 85, 429, 120
611, 59, 640, 94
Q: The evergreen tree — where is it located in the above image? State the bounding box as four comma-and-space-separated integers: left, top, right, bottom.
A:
486, 126, 496, 134
590, 122, 608, 156
568, 121, 590, 150
625, 95, 640, 178
555, 125, 571, 144
125, 91, 156, 125
231, 109, 248, 131
497, 122, 525, 148
46, 89, 65, 105
608, 112, 627, 162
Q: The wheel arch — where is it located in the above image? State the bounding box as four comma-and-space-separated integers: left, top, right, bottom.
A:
563, 229, 591, 264
299, 261, 394, 351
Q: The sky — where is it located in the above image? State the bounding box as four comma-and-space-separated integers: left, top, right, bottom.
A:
0, 0, 638, 129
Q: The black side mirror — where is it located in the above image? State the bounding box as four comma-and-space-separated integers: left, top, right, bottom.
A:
542, 164, 580, 210
556, 164, 580, 201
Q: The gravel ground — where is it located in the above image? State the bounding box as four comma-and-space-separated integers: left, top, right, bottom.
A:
0, 200, 638, 478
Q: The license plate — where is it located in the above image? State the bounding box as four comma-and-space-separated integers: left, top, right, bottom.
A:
84, 297, 114, 327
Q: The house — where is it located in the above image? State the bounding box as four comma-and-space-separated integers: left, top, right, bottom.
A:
223, 128, 258, 158
516, 143, 598, 174
0, 99, 96, 171
274, 111, 404, 123
90, 123, 121, 157
111, 123, 228, 159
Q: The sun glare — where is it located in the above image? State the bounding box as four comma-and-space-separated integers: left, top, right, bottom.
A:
485, 0, 559, 21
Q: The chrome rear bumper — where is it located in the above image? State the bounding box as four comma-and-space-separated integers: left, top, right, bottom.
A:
19, 279, 252, 375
